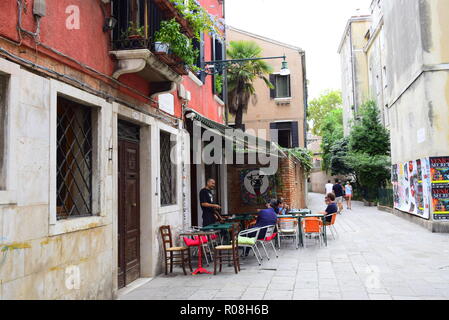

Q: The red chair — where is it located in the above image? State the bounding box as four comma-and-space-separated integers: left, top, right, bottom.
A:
183, 235, 212, 265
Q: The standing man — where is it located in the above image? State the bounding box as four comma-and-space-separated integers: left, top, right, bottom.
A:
332, 179, 344, 214
325, 180, 334, 195
199, 178, 221, 226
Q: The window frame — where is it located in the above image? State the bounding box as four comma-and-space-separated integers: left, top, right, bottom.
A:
0, 59, 19, 205
49, 79, 110, 236
157, 122, 181, 213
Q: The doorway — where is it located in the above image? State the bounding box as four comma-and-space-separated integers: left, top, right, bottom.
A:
118, 120, 141, 289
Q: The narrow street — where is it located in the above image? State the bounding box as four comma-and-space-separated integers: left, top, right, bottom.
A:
120, 193, 449, 300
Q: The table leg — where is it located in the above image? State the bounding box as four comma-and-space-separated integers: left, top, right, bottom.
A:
192, 243, 212, 275
298, 217, 304, 247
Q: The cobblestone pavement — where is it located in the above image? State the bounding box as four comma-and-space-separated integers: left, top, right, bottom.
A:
120, 193, 449, 300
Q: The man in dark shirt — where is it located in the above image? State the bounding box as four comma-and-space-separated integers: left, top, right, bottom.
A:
320, 193, 338, 223
199, 179, 221, 226
332, 179, 344, 214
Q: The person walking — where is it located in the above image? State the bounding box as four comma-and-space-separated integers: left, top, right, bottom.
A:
325, 180, 334, 195
199, 179, 221, 226
332, 179, 344, 214
345, 181, 353, 210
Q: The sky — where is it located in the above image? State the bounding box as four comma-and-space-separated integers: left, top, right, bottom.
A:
225, 0, 372, 100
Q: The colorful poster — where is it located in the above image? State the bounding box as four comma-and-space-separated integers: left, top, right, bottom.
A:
240, 168, 276, 205
430, 157, 449, 220
392, 158, 431, 219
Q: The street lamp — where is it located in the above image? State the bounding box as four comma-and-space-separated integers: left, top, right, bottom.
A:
202, 55, 290, 76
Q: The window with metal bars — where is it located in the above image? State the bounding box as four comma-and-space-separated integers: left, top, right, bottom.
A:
160, 130, 177, 206
0, 74, 8, 190
56, 96, 94, 220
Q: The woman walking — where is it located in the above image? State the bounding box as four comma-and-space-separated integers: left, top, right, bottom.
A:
345, 181, 353, 210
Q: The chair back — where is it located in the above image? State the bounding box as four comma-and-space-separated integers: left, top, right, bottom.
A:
230, 223, 239, 250
303, 219, 321, 233
330, 213, 337, 225
264, 225, 276, 239
159, 225, 173, 252
278, 218, 297, 232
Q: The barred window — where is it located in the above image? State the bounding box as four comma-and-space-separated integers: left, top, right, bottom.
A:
0, 74, 8, 190
160, 131, 177, 206
56, 96, 94, 219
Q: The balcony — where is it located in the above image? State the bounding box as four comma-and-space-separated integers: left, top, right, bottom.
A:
110, 0, 196, 88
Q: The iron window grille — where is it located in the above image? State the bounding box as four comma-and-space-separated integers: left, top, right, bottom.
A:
160, 131, 177, 206
56, 97, 93, 220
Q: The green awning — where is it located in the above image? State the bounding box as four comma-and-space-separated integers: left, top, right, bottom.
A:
184, 109, 287, 158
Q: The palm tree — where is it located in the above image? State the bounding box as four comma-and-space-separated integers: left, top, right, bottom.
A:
226, 41, 273, 130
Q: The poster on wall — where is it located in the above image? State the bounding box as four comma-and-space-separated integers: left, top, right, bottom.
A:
240, 168, 276, 206
430, 157, 449, 220
392, 158, 431, 219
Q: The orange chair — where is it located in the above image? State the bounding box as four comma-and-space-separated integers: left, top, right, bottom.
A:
302, 218, 323, 247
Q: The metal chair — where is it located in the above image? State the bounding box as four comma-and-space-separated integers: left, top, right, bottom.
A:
256, 225, 278, 260
238, 227, 263, 265
323, 213, 338, 240
302, 218, 323, 248
277, 217, 299, 249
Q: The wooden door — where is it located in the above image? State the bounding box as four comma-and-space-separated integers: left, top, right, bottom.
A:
118, 124, 140, 289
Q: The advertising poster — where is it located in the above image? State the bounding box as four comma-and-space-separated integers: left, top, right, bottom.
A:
240, 168, 276, 206
392, 158, 431, 219
430, 157, 449, 220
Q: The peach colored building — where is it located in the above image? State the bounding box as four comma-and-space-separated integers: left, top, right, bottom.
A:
227, 27, 308, 150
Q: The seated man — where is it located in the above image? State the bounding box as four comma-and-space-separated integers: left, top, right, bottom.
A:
277, 198, 289, 215
319, 193, 338, 223
244, 199, 278, 256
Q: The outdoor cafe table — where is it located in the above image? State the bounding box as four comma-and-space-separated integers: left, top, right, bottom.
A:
277, 213, 328, 247
179, 230, 219, 275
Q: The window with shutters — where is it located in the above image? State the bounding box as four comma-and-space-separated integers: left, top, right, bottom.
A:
270, 121, 299, 149
160, 130, 177, 206
270, 74, 291, 99
212, 35, 224, 98
56, 96, 95, 220
192, 33, 205, 83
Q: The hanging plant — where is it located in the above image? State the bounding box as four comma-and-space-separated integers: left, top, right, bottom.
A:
154, 19, 199, 70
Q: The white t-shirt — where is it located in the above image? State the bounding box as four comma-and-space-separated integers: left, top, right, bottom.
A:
325, 183, 334, 195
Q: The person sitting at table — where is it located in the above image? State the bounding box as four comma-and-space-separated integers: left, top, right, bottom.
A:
277, 198, 289, 215
319, 193, 338, 223
243, 199, 278, 256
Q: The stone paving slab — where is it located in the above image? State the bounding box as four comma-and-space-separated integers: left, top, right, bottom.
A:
119, 193, 449, 300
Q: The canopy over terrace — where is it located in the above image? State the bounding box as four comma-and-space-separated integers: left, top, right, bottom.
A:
184, 108, 288, 159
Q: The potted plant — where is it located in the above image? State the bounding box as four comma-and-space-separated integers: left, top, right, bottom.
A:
154, 19, 198, 69
122, 21, 145, 40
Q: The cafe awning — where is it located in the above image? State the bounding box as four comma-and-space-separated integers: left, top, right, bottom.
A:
184, 109, 287, 158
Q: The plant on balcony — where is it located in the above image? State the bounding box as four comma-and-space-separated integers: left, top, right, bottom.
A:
154, 19, 199, 70
168, 0, 220, 39
214, 74, 223, 95
121, 21, 145, 39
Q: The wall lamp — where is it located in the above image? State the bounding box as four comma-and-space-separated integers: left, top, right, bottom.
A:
103, 16, 118, 32
201, 55, 290, 76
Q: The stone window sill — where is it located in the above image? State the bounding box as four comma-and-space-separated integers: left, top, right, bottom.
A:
49, 215, 108, 236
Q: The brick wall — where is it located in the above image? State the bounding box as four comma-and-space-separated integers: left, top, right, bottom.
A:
227, 155, 306, 215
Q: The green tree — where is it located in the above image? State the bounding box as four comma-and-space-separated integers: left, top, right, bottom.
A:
226, 41, 273, 129
320, 108, 344, 172
308, 90, 343, 136
329, 137, 353, 176
346, 101, 391, 201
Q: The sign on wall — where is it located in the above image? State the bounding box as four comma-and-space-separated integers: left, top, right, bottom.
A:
430, 157, 449, 220
240, 169, 277, 206
158, 93, 174, 115
392, 159, 431, 220
393, 157, 449, 221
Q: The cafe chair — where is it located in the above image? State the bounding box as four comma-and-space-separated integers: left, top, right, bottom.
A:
213, 224, 240, 275
238, 227, 263, 265
182, 227, 213, 266
256, 225, 278, 260
277, 218, 299, 249
302, 218, 323, 248
323, 213, 338, 240
159, 225, 192, 275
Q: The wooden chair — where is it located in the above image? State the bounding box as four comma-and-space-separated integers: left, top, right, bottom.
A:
213, 223, 240, 275
159, 225, 192, 275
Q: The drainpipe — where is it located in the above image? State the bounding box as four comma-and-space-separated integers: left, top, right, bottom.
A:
349, 21, 358, 117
